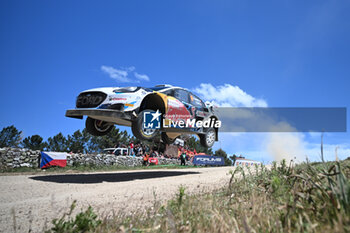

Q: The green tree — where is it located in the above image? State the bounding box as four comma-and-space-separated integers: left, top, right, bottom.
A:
0, 125, 22, 148
47, 133, 68, 152
21, 134, 47, 150
185, 136, 213, 154
214, 148, 232, 166
67, 130, 86, 153
229, 154, 238, 165
85, 127, 132, 153
82, 129, 95, 153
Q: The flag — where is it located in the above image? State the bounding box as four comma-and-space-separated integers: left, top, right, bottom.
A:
40, 152, 67, 168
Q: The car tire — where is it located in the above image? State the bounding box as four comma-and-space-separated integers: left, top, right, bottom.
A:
199, 128, 216, 148
85, 117, 113, 136
132, 109, 160, 141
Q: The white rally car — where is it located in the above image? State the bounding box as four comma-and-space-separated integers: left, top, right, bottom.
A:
66, 85, 220, 147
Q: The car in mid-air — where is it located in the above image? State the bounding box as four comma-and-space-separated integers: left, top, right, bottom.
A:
65, 85, 220, 147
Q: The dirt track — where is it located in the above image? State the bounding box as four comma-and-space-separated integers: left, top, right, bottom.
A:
0, 167, 234, 232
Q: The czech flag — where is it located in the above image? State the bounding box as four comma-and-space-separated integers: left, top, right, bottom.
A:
40, 152, 67, 168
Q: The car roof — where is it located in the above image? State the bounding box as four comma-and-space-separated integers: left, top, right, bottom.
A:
148, 86, 205, 101
157, 86, 189, 92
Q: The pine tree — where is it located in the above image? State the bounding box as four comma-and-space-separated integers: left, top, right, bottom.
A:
67, 130, 85, 153
21, 135, 47, 150
0, 125, 22, 148
214, 148, 232, 166
47, 133, 68, 152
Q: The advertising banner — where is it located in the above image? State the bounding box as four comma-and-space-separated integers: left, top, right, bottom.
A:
148, 157, 159, 165
193, 155, 225, 166
235, 160, 261, 167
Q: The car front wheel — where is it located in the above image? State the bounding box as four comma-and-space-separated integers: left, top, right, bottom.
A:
85, 117, 113, 136
132, 109, 160, 141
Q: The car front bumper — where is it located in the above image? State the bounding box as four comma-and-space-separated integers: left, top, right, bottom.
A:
65, 109, 135, 127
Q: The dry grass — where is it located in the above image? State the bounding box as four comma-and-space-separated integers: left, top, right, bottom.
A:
46, 159, 350, 233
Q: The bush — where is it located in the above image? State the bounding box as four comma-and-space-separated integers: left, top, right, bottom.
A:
48, 201, 101, 233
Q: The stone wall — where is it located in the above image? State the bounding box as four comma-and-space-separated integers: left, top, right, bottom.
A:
0, 147, 191, 169
0, 148, 40, 169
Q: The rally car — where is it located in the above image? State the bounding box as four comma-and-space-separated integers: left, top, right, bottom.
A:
65, 85, 220, 147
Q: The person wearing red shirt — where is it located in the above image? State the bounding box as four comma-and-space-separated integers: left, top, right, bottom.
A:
129, 142, 134, 156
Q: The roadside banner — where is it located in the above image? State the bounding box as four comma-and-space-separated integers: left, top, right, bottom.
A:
234, 159, 261, 167
40, 152, 68, 168
192, 155, 225, 166
148, 157, 159, 165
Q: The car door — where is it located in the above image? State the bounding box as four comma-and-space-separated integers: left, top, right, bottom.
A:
189, 92, 210, 120
174, 89, 196, 117
164, 88, 193, 125
114, 149, 121, 156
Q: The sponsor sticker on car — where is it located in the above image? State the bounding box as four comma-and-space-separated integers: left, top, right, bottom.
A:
143, 110, 161, 129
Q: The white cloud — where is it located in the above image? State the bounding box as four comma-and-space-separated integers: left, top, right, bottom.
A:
101, 65, 150, 83
101, 66, 131, 82
134, 72, 150, 81
193, 83, 267, 107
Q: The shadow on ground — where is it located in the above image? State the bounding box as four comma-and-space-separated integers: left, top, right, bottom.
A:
30, 171, 200, 184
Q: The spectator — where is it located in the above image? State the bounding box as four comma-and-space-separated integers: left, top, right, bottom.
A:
138, 146, 143, 156
144, 145, 150, 154
143, 153, 150, 166
150, 149, 156, 158
180, 150, 187, 166
129, 141, 134, 156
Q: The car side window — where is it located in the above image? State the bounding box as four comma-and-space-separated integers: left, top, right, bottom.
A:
190, 94, 205, 108
174, 89, 189, 103
163, 89, 175, 97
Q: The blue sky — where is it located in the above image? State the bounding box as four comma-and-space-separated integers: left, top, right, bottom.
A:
1, 0, 349, 162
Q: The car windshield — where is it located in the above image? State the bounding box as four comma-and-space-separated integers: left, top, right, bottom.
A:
114, 87, 139, 93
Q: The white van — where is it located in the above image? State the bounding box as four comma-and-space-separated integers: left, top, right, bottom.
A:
103, 148, 129, 156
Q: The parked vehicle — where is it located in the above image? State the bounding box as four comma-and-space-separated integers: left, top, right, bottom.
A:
103, 148, 129, 156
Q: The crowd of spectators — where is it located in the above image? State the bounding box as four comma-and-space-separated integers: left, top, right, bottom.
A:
112, 142, 169, 158
111, 141, 197, 162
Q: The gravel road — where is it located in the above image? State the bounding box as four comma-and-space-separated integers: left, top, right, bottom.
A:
0, 167, 235, 232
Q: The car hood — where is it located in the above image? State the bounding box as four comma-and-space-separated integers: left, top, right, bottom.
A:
81, 87, 119, 95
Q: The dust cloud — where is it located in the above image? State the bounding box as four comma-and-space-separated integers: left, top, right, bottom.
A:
266, 132, 306, 162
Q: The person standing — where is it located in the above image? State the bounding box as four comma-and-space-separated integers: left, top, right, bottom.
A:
137, 146, 143, 157
129, 141, 134, 156
180, 150, 187, 166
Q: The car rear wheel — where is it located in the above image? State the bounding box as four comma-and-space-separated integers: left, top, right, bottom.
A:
85, 117, 113, 136
199, 128, 216, 148
132, 109, 160, 141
